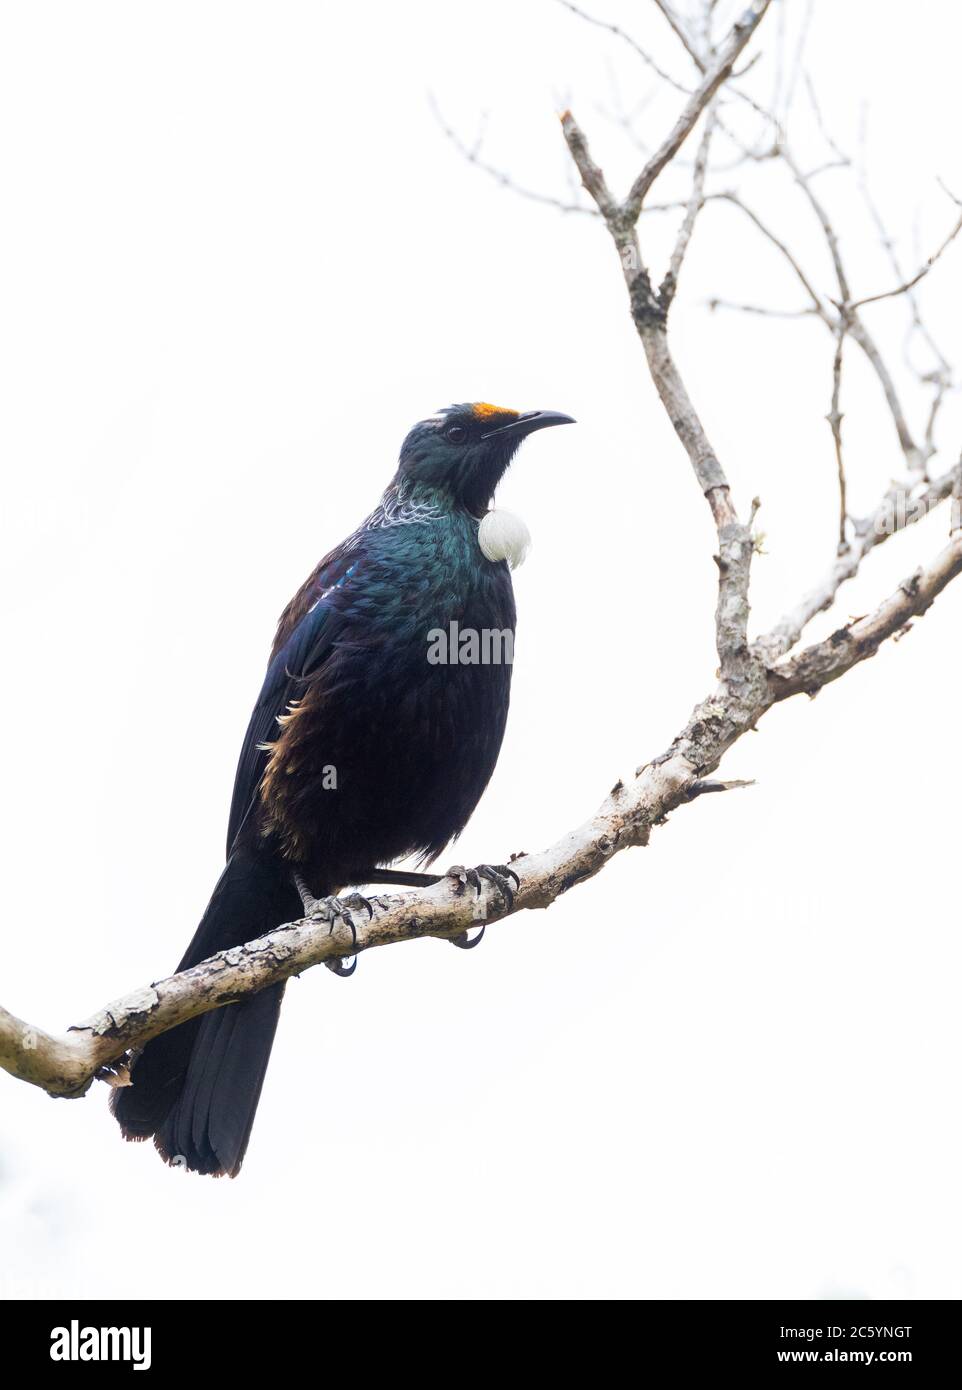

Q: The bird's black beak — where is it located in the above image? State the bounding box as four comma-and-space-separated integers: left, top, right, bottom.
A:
480, 409, 576, 441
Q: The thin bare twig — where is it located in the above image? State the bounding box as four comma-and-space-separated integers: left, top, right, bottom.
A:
652, 0, 696, 57
857, 117, 952, 403
848, 209, 962, 311
661, 104, 717, 304
431, 95, 598, 217
779, 143, 852, 303
802, 69, 848, 166
623, 0, 772, 221
754, 460, 962, 663
652, 0, 781, 135
780, 1, 814, 122
710, 191, 827, 313
828, 313, 849, 551
706, 191, 925, 473
770, 531, 962, 698
707, 297, 815, 318
556, 0, 692, 95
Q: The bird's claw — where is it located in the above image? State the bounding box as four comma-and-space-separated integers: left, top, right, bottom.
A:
297, 883, 377, 980
304, 895, 358, 950
445, 862, 518, 905
477, 863, 520, 910
342, 890, 375, 921
325, 954, 358, 978
308, 895, 359, 978
445, 864, 474, 895
446, 862, 520, 949
450, 925, 485, 950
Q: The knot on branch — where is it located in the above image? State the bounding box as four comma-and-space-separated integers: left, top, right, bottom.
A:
629, 270, 666, 326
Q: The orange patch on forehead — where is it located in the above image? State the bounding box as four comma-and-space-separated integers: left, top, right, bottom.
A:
471, 402, 519, 420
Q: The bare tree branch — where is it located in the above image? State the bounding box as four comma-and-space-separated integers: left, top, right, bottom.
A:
641, 17, 956, 489
560, 108, 623, 227
652, 0, 781, 136
559, 8, 775, 699
556, 0, 692, 95
705, 191, 931, 474
707, 296, 815, 318
860, 123, 952, 391
770, 530, 962, 699
661, 103, 717, 304
848, 208, 962, 311
6, 505, 959, 1103
431, 96, 598, 217
7, 0, 962, 1129
828, 312, 849, 551
652, 0, 697, 57
623, 0, 772, 221
754, 459, 962, 663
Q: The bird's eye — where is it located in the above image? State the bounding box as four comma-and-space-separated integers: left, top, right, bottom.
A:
445, 425, 467, 444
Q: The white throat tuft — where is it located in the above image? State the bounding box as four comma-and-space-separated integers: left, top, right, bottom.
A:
478, 508, 531, 570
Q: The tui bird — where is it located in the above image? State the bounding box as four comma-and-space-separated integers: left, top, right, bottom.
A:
111, 401, 574, 1176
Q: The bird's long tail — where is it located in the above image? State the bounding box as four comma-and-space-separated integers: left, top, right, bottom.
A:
111, 850, 306, 1177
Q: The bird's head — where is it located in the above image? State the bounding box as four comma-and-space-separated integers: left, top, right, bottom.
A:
397, 402, 574, 515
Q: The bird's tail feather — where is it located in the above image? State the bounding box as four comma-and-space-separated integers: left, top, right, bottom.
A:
111, 849, 305, 1177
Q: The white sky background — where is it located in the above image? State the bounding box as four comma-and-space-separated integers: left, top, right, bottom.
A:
1, 0, 960, 1300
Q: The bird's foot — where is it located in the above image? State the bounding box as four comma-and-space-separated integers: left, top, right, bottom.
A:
341, 890, 375, 921
325, 955, 358, 979
478, 863, 520, 909
451, 924, 486, 949
321, 891, 375, 978
317, 897, 360, 978
306, 895, 357, 944
445, 862, 520, 948
293, 872, 322, 916
293, 875, 360, 976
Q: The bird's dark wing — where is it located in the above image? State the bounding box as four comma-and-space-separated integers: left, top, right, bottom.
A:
226, 556, 358, 856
